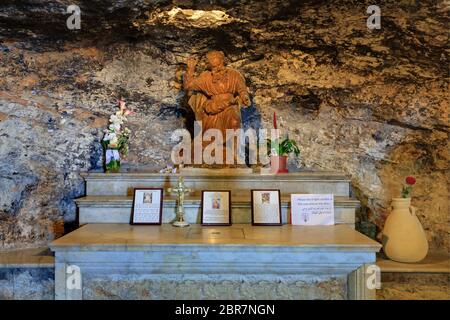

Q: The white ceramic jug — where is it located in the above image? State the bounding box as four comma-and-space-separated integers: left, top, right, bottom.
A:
382, 198, 428, 263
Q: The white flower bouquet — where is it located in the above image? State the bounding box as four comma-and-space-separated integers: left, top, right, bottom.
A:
102, 99, 132, 172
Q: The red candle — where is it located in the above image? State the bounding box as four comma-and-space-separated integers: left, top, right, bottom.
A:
273, 112, 277, 129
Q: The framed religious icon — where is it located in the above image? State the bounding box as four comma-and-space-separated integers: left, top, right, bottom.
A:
201, 190, 232, 226
251, 189, 282, 226
130, 188, 163, 225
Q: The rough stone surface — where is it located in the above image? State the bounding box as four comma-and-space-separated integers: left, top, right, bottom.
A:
377, 273, 450, 300
0, 268, 54, 300
83, 274, 347, 300
0, 0, 448, 251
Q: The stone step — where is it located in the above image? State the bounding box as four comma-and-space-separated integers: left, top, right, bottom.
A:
83, 171, 352, 197
0, 248, 54, 300
75, 195, 359, 226
376, 251, 450, 300
0, 248, 54, 268
376, 251, 450, 274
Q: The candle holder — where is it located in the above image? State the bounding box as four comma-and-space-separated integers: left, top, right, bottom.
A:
167, 176, 191, 227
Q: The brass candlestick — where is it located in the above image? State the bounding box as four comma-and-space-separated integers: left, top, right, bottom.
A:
167, 176, 191, 227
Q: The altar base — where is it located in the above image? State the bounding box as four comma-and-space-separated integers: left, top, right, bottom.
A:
50, 224, 380, 300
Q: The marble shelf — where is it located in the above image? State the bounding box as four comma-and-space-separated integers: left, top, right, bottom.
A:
75, 194, 360, 206
77, 171, 358, 227
75, 195, 359, 226
82, 171, 352, 197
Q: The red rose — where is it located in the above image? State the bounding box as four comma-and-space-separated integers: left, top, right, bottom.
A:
405, 176, 416, 185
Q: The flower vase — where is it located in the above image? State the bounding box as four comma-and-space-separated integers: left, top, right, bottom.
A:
270, 155, 288, 174
382, 198, 428, 263
105, 149, 121, 173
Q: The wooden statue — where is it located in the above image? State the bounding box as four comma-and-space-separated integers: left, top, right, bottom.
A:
183, 51, 250, 153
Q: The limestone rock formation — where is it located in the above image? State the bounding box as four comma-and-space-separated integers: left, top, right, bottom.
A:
0, 0, 448, 250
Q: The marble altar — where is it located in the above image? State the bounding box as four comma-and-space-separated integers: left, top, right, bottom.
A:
50, 223, 381, 300
49, 170, 381, 300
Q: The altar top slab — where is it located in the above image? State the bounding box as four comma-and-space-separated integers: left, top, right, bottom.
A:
50, 224, 381, 252
82, 171, 350, 181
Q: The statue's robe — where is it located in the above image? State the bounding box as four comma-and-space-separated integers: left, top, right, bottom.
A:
187, 68, 249, 136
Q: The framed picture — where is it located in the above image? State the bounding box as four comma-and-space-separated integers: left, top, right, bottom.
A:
130, 188, 163, 225
251, 189, 282, 226
201, 190, 232, 226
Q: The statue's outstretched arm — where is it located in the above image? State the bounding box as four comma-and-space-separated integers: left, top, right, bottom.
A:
183, 57, 200, 91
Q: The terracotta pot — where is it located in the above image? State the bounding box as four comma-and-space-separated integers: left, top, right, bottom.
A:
382, 198, 428, 263
270, 155, 288, 174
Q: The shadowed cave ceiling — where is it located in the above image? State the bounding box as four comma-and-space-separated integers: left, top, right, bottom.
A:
0, 0, 448, 250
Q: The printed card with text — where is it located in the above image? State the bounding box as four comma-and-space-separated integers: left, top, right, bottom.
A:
291, 194, 334, 225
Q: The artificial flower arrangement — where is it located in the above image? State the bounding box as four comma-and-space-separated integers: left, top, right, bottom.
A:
102, 99, 133, 172
401, 176, 416, 198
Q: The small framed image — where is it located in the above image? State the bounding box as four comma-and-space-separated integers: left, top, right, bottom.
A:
201, 190, 232, 226
251, 189, 282, 226
130, 188, 163, 225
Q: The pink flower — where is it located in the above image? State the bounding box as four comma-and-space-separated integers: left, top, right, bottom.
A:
118, 99, 134, 116
118, 99, 126, 110
405, 176, 416, 185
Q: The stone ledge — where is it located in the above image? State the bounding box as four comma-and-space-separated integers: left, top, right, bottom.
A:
83, 170, 352, 198
76, 195, 358, 225
75, 195, 360, 208
0, 248, 54, 268
377, 251, 450, 274
82, 171, 351, 181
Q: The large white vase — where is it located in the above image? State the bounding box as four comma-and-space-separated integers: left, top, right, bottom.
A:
382, 198, 428, 263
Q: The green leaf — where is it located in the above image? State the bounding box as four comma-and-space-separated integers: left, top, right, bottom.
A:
267, 137, 300, 157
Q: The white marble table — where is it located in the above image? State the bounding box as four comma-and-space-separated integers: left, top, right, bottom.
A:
50, 224, 381, 300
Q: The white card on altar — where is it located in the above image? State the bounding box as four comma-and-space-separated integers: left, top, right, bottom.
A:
291, 194, 334, 225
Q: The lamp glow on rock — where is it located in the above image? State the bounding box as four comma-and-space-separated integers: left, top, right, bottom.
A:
382, 176, 428, 263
